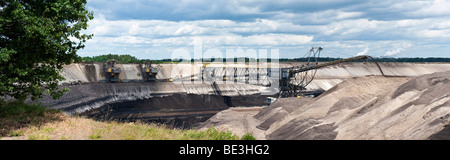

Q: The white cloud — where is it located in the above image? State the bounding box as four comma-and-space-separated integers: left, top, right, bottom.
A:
421, 30, 450, 38
385, 48, 404, 57
84, 15, 313, 48
81, 15, 314, 59
314, 17, 450, 42
192, 34, 313, 46
80, 0, 450, 58
410, 0, 450, 17
384, 43, 412, 57
87, 15, 304, 39
356, 47, 369, 56
322, 19, 385, 36
83, 13, 450, 58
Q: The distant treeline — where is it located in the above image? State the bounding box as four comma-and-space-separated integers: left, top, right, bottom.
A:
369, 57, 450, 63
80, 55, 342, 63
81, 54, 450, 63
81, 54, 141, 63
281, 57, 450, 63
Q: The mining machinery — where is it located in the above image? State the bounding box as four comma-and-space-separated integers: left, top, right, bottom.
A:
102, 59, 122, 83
140, 60, 159, 82
196, 47, 384, 98
278, 47, 384, 97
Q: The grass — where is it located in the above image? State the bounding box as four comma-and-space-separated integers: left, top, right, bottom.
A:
89, 129, 102, 140
0, 100, 62, 137
0, 101, 255, 140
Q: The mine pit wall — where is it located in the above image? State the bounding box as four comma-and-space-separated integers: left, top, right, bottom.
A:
60, 62, 450, 91
34, 80, 271, 128
81, 93, 272, 128
37, 82, 266, 113
60, 62, 206, 84
57, 62, 450, 109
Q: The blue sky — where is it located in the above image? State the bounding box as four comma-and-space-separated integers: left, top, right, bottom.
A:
78, 0, 450, 59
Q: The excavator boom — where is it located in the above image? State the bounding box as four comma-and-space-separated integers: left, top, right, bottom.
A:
289, 55, 384, 77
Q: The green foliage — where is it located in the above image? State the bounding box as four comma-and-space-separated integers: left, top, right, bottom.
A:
372, 57, 450, 63
82, 54, 142, 63
0, 100, 47, 117
183, 126, 239, 140
0, 101, 61, 136
278, 57, 342, 62
278, 57, 450, 63
80, 55, 450, 64
241, 133, 256, 140
89, 129, 102, 140
0, 0, 93, 101
9, 130, 24, 137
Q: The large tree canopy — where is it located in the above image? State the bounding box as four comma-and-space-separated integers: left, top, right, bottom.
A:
0, 0, 93, 101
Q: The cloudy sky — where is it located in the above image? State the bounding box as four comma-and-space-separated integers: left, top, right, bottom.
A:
78, 0, 450, 59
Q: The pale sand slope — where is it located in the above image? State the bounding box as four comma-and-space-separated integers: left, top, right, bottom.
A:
200, 71, 450, 140
197, 106, 267, 139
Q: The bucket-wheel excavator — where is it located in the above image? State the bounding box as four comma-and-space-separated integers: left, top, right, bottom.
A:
198, 47, 385, 98
102, 59, 122, 83
140, 60, 158, 82
278, 47, 384, 97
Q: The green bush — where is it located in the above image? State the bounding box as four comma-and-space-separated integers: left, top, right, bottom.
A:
0, 101, 47, 117
0, 101, 61, 137
241, 133, 256, 140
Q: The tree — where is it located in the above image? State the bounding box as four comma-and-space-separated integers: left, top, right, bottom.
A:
0, 0, 93, 101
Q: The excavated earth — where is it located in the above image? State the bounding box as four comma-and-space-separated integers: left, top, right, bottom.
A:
26, 62, 450, 138
199, 70, 450, 139
32, 82, 271, 128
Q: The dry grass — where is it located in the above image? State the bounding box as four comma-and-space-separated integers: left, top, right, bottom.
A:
1, 101, 245, 140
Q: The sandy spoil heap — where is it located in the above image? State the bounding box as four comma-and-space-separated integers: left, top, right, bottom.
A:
200, 70, 450, 140
263, 71, 450, 139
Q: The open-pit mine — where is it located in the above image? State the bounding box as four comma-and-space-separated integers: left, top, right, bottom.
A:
31, 56, 450, 139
